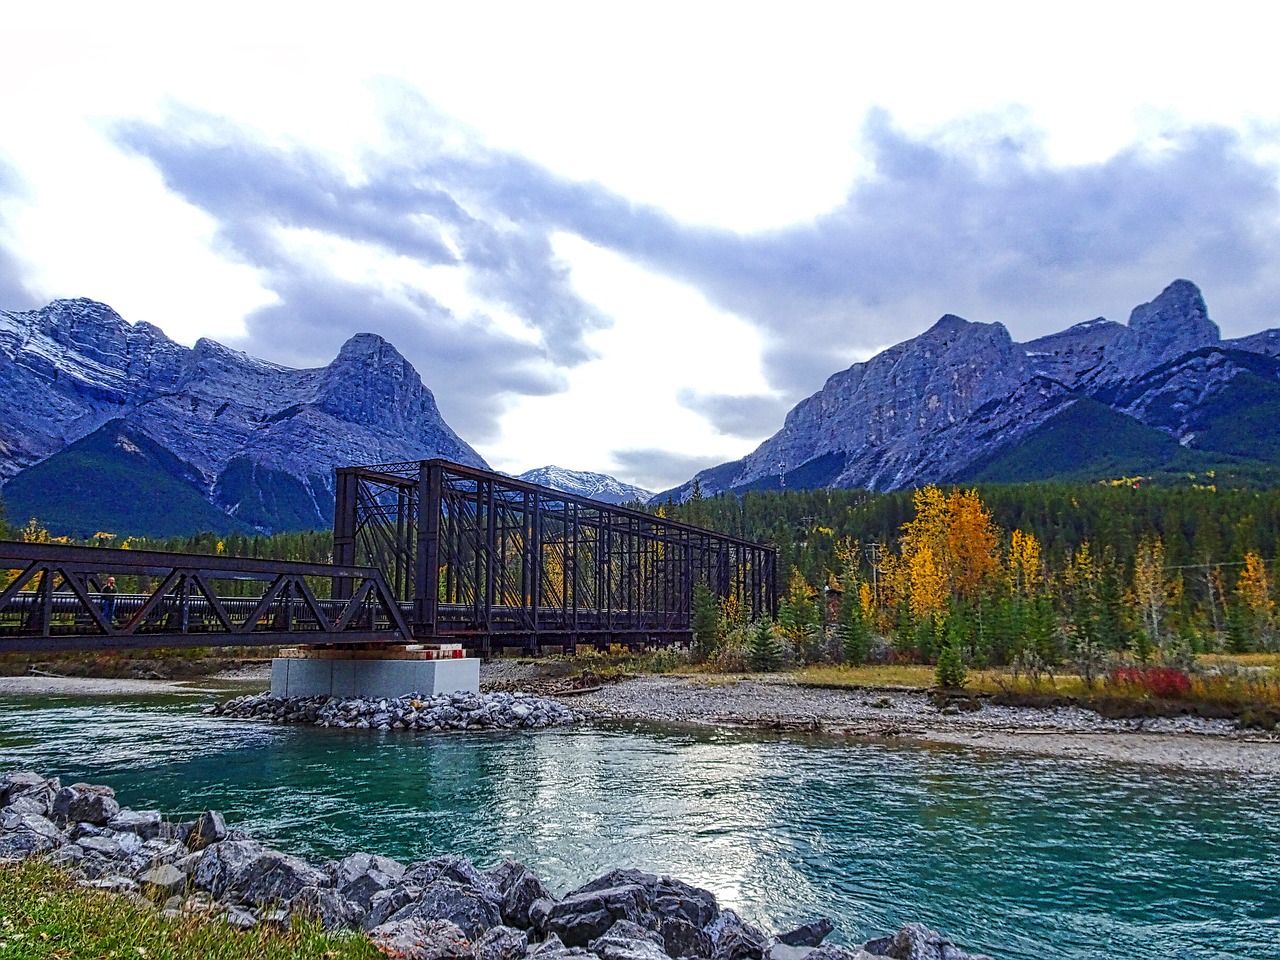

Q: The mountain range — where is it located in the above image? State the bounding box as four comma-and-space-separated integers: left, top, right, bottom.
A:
0, 299, 485, 536
3, 279, 1279, 536
515, 466, 652, 505
657, 279, 1280, 500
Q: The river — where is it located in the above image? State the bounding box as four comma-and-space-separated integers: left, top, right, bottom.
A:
1, 688, 1277, 960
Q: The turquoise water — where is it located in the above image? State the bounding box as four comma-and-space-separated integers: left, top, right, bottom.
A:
1, 690, 1277, 960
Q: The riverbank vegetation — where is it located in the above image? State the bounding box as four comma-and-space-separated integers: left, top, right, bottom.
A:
0, 860, 378, 960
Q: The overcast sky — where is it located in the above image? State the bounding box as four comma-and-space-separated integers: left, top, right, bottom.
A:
4, 2, 1280, 490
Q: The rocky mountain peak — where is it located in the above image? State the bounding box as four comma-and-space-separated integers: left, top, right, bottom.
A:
1127, 278, 1219, 365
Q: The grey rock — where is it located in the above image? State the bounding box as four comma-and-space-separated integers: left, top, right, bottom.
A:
528, 934, 595, 960
189, 810, 227, 851
570, 869, 717, 929
475, 924, 529, 960
709, 914, 767, 960
287, 885, 361, 931
192, 839, 265, 897
404, 854, 501, 898
44, 843, 86, 868
341, 866, 400, 911
334, 851, 406, 887
51, 783, 119, 826
777, 920, 835, 948
140, 864, 189, 898
225, 907, 258, 929
233, 849, 331, 907
532, 884, 649, 947
659, 918, 713, 959
502, 869, 554, 929
862, 924, 990, 960
363, 884, 420, 931
80, 875, 139, 894
488, 858, 533, 895
592, 920, 669, 960
765, 946, 813, 960
0, 808, 64, 860
389, 879, 503, 939
107, 809, 163, 840
0, 773, 59, 817
368, 918, 476, 960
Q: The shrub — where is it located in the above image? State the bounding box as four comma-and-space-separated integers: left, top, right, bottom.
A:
1107, 666, 1192, 699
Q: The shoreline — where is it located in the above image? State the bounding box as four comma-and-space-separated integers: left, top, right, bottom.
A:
3, 668, 1279, 775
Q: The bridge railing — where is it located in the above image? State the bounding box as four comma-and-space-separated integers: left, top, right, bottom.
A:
0, 540, 411, 653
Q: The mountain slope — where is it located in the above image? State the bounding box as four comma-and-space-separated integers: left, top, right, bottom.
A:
661, 279, 1280, 500
0, 298, 488, 535
517, 466, 653, 505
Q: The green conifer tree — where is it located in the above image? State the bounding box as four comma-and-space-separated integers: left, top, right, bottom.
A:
748, 619, 784, 672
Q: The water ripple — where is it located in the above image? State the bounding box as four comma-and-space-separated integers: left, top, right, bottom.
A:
1, 692, 1278, 960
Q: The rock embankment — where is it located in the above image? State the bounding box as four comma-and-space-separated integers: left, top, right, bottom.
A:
207, 691, 587, 731
1, 770, 991, 960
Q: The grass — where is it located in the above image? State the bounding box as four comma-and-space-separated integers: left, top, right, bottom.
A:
0, 860, 379, 960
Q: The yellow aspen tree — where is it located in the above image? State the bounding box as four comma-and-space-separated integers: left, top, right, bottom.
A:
1008, 529, 1043, 597
1132, 536, 1172, 647
907, 543, 948, 620
944, 489, 1001, 600
1236, 552, 1274, 648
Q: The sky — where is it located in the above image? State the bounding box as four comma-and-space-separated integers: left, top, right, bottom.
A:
3, 2, 1280, 491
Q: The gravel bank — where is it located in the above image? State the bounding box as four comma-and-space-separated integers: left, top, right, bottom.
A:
577, 675, 1280, 775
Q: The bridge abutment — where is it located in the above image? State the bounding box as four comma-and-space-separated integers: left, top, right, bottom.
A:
270, 649, 479, 699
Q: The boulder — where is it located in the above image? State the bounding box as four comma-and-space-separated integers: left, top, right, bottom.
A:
192, 840, 265, 897
708, 913, 767, 960
405, 855, 500, 898
591, 920, 670, 960
389, 879, 503, 939
288, 885, 361, 931
528, 934, 595, 960
777, 921, 834, 948
487, 858, 532, 895
51, 783, 119, 827
861, 925, 990, 960
0, 808, 64, 860
570, 870, 717, 929
502, 869, 554, 929
805, 947, 878, 960
0, 772, 60, 816
188, 811, 228, 851
659, 918, 713, 959
140, 864, 189, 899
342, 866, 402, 911
363, 885, 420, 931
531, 884, 649, 947
475, 924, 529, 960
233, 849, 331, 907
43, 843, 86, 869
368, 918, 476, 960
107, 810, 163, 840
335, 851, 406, 887
79, 875, 139, 894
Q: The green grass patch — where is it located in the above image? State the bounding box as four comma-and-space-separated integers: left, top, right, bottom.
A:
0, 860, 379, 960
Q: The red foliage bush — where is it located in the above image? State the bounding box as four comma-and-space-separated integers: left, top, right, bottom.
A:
1108, 666, 1192, 699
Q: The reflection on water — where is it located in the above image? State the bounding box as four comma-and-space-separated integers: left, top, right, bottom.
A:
2, 691, 1278, 960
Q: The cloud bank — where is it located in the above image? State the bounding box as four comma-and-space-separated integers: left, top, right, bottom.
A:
112, 94, 1280, 483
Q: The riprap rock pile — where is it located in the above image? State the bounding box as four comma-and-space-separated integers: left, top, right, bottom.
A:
1, 769, 992, 960
206, 690, 587, 731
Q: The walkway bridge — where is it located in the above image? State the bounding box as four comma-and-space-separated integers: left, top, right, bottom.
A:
0, 460, 777, 656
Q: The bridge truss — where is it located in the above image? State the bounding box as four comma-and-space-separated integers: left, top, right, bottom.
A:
334, 460, 777, 653
0, 541, 409, 653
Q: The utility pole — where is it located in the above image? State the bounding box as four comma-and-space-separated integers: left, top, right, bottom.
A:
864, 541, 883, 608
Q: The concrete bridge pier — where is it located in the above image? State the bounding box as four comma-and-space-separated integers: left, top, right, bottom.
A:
269, 646, 479, 699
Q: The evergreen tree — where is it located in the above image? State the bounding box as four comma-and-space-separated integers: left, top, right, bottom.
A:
935, 633, 968, 689
839, 578, 872, 665
691, 579, 721, 662
747, 619, 784, 672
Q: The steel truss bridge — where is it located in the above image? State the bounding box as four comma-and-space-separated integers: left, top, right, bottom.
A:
0, 460, 776, 655
335, 461, 777, 654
